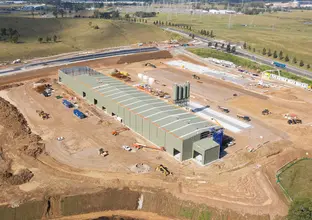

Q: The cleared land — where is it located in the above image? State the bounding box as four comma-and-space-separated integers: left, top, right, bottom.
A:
279, 159, 312, 200
150, 11, 312, 67
0, 16, 176, 62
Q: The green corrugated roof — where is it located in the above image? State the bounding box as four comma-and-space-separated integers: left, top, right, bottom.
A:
60, 67, 218, 140
193, 138, 219, 153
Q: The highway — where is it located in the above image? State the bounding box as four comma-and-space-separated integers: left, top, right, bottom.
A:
163, 27, 312, 79
0, 47, 159, 76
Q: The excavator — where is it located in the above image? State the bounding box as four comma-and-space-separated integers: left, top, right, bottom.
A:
156, 164, 172, 176
132, 143, 166, 151
111, 127, 130, 136
36, 110, 50, 120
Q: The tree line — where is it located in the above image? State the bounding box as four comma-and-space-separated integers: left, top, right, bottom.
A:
37, 35, 58, 43
209, 41, 236, 53
0, 28, 19, 43
243, 42, 310, 69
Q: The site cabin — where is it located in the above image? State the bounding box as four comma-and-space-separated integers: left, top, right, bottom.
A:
58, 67, 224, 166
62, 99, 73, 108
73, 109, 86, 119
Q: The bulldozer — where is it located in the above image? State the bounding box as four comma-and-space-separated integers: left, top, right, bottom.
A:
98, 148, 108, 157
132, 143, 166, 151
112, 127, 130, 136
262, 109, 271, 115
156, 164, 172, 176
287, 118, 302, 125
36, 110, 50, 120
192, 74, 200, 80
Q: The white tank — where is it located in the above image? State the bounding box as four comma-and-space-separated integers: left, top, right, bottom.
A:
148, 77, 155, 85
138, 73, 143, 80
143, 75, 149, 83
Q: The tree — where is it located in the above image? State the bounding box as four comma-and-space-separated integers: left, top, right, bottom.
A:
53, 10, 58, 18
125, 13, 130, 19
243, 42, 247, 49
93, 10, 100, 18
111, 10, 120, 19
46, 36, 51, 42
293, 57, 297, 64
267, 49, 272, 57
307, 64, 310, 69
231, 46, 236, 53
221, 43, 225, 49
53, 35, 57, 42
192, 34, 195, 39
279, 51, 283, 60
214, 42, 218, 48
0, 28, 6, 36
273, 50, 278, 58
262, 48, 266, 55
210, 30, 214, 37
38, 37, 43, 43
288, 199, 312, 220
88, 21, 92, 26
10, 34, 18, 43
248, 45, 251, 50
285, 55, 289, 62
208, 42, 212, 47
253, 48, 256, 52
59, 9, 65, 18
299, 60, 304, 67
226, 43, 231, 52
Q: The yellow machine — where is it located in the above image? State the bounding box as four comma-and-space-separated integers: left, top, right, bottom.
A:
156, 164, 172, 176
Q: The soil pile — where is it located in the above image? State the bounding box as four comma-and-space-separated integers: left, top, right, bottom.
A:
117, 51, 172, 64
2, 169, 34, 185
0, 97, 45, 158
0, 83, 24, 91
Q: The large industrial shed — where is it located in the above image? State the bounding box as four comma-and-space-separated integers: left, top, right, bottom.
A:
58, 66, 223, 165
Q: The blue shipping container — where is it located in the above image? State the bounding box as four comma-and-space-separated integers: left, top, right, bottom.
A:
213, 129, 224, 150
62, 99, 73, 108
73, 109, 86, 119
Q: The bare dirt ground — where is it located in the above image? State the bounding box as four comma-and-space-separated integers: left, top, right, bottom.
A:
0, 51, 311, 219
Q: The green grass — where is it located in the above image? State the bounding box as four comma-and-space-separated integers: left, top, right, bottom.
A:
149, 11, 312, 69
179, 207, 195, 219
188, 48, 312, 85
0, 16, 176, 62
279, 159, 312, 200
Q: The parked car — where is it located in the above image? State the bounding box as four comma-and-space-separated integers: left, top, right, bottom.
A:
122, 145, 132, 151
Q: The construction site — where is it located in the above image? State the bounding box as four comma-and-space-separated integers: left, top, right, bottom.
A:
0, 46, 311, 220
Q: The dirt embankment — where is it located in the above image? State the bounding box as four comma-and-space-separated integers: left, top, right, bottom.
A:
117, 51, 172, 64
0, 97, 45, 186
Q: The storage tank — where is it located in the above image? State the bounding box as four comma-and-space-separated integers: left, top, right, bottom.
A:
173, 84, 178, 101
143, 75, 149, 83
138, 73, 143, 80
178, 85, 184, 100
148, 77, 155, 85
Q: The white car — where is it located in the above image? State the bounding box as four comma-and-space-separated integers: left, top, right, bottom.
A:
57, 137, 64, 141
122, 145, 131, 151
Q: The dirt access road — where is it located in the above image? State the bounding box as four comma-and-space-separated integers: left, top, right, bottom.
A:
0, 51, 311, 219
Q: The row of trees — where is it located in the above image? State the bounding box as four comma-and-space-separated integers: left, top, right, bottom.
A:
243, 42, 310, 69
134, 11, 156, 18
38, 35, 58, 43
0, 28, 19, 43
199, 30, 214, 38
208, 42, 236, 53
125, 14, 148, 23
153, 20, 192, 31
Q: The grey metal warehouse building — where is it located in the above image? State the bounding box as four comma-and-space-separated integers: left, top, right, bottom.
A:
58, 66, 223, 165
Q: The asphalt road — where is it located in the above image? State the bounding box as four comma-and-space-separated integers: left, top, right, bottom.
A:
163, 27, 312, 79
0, 47, 159, 75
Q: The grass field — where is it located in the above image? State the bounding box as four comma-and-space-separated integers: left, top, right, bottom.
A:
0, 16, 177, 62
149, 11, 312, 68
188, 48, 312, 85
279, 159, 312, 200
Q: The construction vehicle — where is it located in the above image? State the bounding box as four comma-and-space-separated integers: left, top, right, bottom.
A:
36, 110, 50, 120
192, 74, 200, 80
111, 69, 130, 81
262, 109, 271, 115
210, 118, 223, 128
218, 106, 230, 113
98, 148, 108, 157
111, 127, 130, 136
287, 118, 302, 125
156, 164, 172, 176
132, 143, 166, 151
237, 114, 251, 121
145, 63, 156, 68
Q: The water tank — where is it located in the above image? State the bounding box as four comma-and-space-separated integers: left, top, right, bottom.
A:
173, 84, 179, 101
178, 85, 184, 100
143, 75, 149, 83
138, 73, 143, 80
148, 77, 155, 85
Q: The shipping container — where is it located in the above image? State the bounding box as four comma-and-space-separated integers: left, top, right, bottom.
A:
73, 109, 86, 119
272, 61, 286, 68
62, 99, 73, 108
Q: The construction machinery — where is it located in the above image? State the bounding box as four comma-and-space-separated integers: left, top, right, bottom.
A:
237, 114, 251, 121
218, 106, 230, 113
98, 148, 108, 157
132, 143, 166, 151
156, 164, 172, 176
145, 63, 156, 68
36, 110, 50, 120
262, 109, 271, 115
111, 127, 130, 136
192, 74, 200, 80
111, 69, 130, 81
284, 113, 302, 125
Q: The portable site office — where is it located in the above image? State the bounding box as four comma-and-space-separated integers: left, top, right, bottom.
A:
58, 66, 223, 165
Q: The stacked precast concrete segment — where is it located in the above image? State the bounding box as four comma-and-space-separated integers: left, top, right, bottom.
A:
58, 67, 223, 165
173, 82, 190, 106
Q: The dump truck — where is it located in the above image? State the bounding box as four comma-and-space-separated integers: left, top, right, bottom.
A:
237, 114, 251, 121
98, 148, 108, 157
262, 109, 271, 115
218, 106, 230, 113
287, 118, 302, 125
156, 164, 172, 176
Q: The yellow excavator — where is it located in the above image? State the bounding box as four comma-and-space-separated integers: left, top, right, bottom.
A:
156, 164, 172, 176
